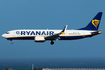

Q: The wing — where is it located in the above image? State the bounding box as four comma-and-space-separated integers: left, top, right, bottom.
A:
45, 25, 68, 40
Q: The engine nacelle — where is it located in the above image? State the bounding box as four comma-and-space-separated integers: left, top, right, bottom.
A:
35, 36, 45, 42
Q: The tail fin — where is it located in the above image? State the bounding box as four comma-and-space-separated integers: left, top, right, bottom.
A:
78, 12, 103, 30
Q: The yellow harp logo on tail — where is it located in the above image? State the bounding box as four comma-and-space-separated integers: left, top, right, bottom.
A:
92, 19, 100, 28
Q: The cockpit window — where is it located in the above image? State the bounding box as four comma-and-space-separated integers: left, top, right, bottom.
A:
6, 32, 10, 34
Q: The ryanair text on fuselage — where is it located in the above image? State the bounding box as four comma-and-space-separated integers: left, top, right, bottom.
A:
16, 31, 54, 35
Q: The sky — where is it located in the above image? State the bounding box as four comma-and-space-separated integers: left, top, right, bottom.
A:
0, 0, 105, 60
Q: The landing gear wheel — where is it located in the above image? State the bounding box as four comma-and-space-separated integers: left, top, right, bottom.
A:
11, 41, 13, 44
50, 41, 54, 45
10, 40, 13, 44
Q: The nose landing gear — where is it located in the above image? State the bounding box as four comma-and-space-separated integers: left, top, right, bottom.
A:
50, 40, 54, 45
11, 41, 13, 44
10, 40, 13, 44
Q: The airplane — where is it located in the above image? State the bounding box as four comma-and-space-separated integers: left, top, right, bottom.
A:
2, 12, 103, 45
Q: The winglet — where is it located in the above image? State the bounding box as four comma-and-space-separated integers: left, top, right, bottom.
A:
61, 25, 68, 34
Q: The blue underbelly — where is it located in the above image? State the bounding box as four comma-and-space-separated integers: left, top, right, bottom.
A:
7, 35, 92, 40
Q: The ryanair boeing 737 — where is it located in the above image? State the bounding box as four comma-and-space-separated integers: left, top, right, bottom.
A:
2, 12, 103, 45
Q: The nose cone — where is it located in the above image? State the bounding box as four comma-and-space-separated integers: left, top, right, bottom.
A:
2, 34, 5, 38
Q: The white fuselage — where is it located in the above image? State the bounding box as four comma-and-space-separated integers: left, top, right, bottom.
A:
2, 29, 96, 40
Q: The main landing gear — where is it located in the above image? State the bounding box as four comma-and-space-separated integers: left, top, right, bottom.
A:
50, 40, 54, 45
